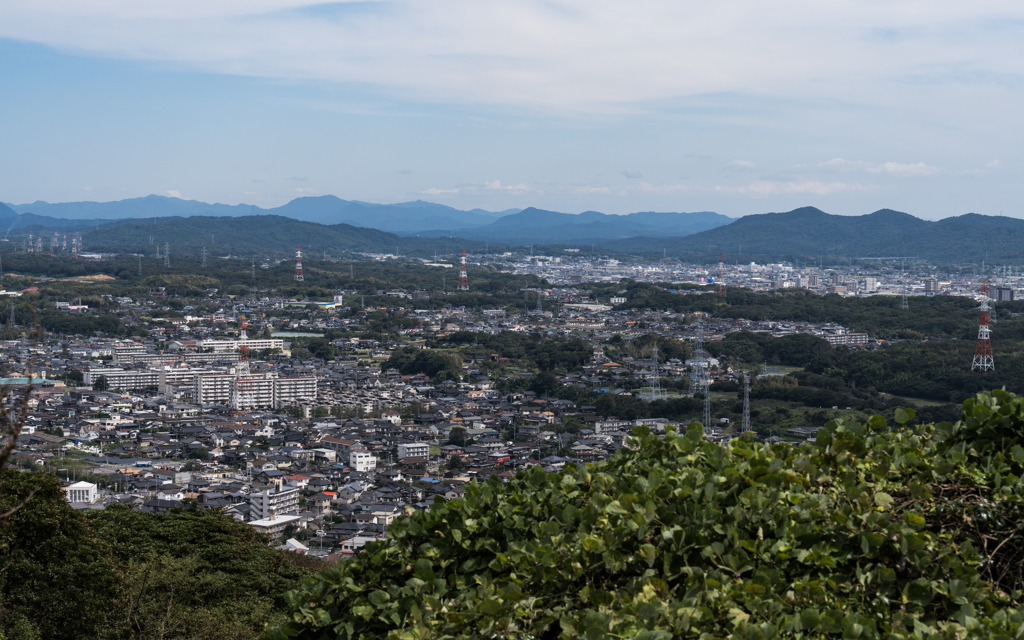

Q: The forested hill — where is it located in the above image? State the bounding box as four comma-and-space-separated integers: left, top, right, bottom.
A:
607, 206, 1024, 262
51, 215, 493, 257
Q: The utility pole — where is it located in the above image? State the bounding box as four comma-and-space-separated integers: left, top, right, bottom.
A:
201, 247, 207, 268
742, 373, 750, 432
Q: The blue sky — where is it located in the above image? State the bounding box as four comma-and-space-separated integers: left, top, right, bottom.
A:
0, 1, 1021, 219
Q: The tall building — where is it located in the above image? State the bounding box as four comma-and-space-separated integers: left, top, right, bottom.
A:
249, 487, 300, 520
924, 280, 940, 293
994, 287, 1014, 302
864, 277, 877, 292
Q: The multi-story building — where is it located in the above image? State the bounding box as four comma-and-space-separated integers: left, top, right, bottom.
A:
397, 442, 430, 460
198, 338, 285, 353
249, 487, 300, 521
994, 287, 1014, 302
350, 449, 378, 473
924, 279, 940, 293
274, 376, 317, 407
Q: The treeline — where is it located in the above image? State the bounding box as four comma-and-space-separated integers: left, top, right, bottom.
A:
803, 338, 1024, 404
614, 281, 1024, 339
0, 471, 321, 640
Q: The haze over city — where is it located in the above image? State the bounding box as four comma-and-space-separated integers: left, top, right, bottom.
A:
2, 1, 1022, 218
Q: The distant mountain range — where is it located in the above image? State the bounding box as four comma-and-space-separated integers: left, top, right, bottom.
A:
3, 195, 731, 241
607, 207, 1024, 262
415, 207, 734, 244
4, 195, 517, 234
3, 196, 1024, 262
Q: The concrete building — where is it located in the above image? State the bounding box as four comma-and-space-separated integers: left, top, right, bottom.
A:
350, 449, 377, 473
249, 487, 301, 521
924, 280, 940, 293
994, 287, 1014, 302
65, 481, 98, 504
198, 338, 285, 353
864, 278, 877, 292
397, 442, 430, 460
249, 514, 303, 538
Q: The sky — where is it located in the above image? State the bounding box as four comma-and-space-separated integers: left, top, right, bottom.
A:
0, 1, 1022, 220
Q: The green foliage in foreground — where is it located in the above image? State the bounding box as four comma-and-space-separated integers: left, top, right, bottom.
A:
0, 476, 321, 640
269, 390, 1024, 639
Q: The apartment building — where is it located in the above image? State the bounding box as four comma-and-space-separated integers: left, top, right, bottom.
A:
249, 487, 301, 521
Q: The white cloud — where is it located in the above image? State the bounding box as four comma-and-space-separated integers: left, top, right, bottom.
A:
573, 185, 611, 194
166, 190, 182, 198
725, 160, 756, 170
817, 158, 939, 177
2, 2, 1023, 112
723, 180, 869, 197
986, 160, 1001, 169
621, 170, 643, 179
868, 162, 939, 177
419, 187, 460, 195
637, 181, 689, 194
293, 187, 316, 194
818, 158, 873, 171
485, 180, 530, 193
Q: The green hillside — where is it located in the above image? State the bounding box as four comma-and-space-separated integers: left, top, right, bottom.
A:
608, 207, 1024, 262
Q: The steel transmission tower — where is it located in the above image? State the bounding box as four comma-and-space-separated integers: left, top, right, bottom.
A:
458, 249, 469, 290
688, 314, 712, 426
231, 315, 255, 414
201, 247, 207, 267
640, 344, 667, 401
137, 255, 142, 277
294, 245, 304, 281
716, 253, 726, 296
742, 373, 751, 432
535, 290, 543, 315
900, 259, 909, 309
163, 243, 170, 267
972, 279, 995, 372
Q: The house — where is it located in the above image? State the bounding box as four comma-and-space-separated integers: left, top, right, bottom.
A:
156, 484, 185, 501
65, 481, 98, 504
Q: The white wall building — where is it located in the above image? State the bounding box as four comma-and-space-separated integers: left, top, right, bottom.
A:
350, 449, 377, 473
397, 442, 430, 460
65, 481, 98, 504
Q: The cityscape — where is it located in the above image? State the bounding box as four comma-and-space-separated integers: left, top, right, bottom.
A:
3, 2, 1024, 639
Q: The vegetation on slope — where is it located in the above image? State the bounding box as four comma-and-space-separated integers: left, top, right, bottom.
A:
268, 390, 1024, 639
0, 474, 323, 640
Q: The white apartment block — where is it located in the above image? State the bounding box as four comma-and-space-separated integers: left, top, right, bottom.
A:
397, 442, 430, 460
193, 372, 316, 408
350, 449, 378, 473
198, 338, 285, 353
249, 487, 301, 521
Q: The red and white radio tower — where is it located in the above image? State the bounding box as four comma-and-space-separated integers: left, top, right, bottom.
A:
71, 234, 79, 258
716, 253, 726, 296
27, 232, 33, 254
51, 229, 59, 254
972, 279, 994, 372
458, 249, 469, 290
294, 245, 304, 281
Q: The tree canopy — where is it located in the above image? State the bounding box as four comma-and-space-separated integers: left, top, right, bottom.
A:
268, 390, 1024, 639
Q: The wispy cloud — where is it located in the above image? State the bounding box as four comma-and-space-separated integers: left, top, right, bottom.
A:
420, 187, 459, 195
293, 187, 316, 195
2, 2, 1021, 112
817, 158, 939, 177
868, 162, 938, 177
573, 185, 611, 194
290, 176, 308, 181
725, 160, 756, 170
621, 170, 643, 179
485, 180, 530, 193
166, 190, 182, 198
722, 180, 870, 197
